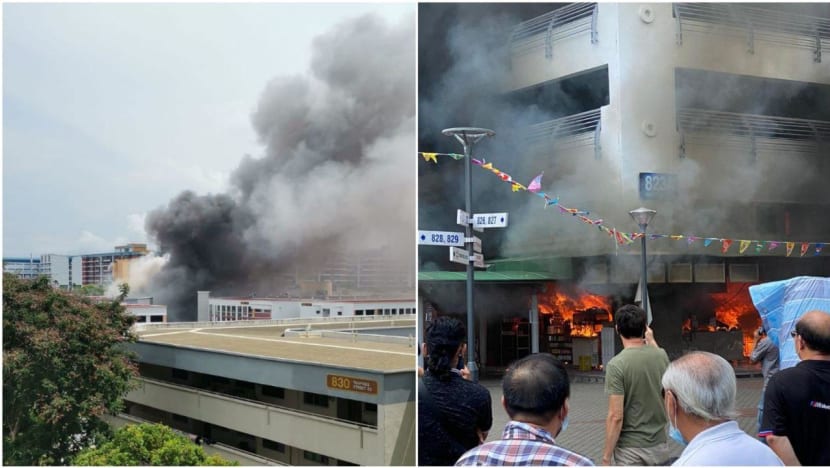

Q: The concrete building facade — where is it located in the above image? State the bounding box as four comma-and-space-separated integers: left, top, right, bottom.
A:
123, 317, 416, 466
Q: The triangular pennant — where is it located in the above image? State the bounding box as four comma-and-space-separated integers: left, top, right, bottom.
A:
786, 242, 795, 257
482, 162, 493, 170
755, 242, 764, 253
511, 182, 524, 192
527, 172, 543, 193
447, 153, 465, 160
421, 152, 438, 163
687, 236, 698, 246
816, 243, 824, 256
800, 242, 809, 257
704, 238, 714, 247
739, 240, 751, 254
472, 158, 483, 166
768, 241, 780, 251
721, 239, 733, 254
498, 172, 511, 182
670, 235, 684, 241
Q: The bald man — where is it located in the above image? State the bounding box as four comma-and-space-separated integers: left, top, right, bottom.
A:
759, 310, 830, 466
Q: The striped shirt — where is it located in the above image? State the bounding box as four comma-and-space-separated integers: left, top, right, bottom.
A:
455, 421, 594, 466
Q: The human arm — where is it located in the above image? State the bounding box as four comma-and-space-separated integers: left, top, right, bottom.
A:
767, 435, 801, 466
602, 394, 624, 465
750, 332, 769, 363
645, 326, 658, 347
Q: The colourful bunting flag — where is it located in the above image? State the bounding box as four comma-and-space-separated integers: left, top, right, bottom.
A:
511, 182, 524, 192
739, 240, 751, 254
447, 153, 465, 160
687, 236, 698, 246
615, 229, 625, 245
670, 235, 684, 241
472, 158, 483, 166
816, 243, 824, 256
545, 196, 559, 208
786, 242, 795, 256
482, 162, 493, 170
498, 172, 511, 182
755, 242, 764, 253
527, 172, 543, 193
421, 152, 438, 163
800, 243, 809, 257
722, 239, 733, 254
768, 241, 780, 251
704, 238, 714, 247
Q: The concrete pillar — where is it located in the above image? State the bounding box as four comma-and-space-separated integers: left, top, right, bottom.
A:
197, 291, 210, 322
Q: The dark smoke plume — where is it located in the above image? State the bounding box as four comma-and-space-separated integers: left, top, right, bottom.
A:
146, 13, 415, 320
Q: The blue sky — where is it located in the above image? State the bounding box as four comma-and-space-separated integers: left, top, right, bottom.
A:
3, 2, 414, 257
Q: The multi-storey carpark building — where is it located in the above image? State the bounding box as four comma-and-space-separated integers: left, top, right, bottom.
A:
418, 3, 830, 369
119, 316, 415, 465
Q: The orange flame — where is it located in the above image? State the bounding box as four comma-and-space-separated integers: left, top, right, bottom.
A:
709, 282, 761, 356
538, 285, 611, 337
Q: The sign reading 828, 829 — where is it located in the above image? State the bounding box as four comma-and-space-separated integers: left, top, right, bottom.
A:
639, 172, 677, 200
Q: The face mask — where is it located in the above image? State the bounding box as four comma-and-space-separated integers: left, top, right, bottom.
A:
667, 398, 687, 446
557, 415, 569, 437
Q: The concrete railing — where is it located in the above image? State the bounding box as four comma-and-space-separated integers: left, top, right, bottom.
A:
125, 377, 382, 465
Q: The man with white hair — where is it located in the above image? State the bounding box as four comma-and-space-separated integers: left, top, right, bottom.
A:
661, 351, 783, 466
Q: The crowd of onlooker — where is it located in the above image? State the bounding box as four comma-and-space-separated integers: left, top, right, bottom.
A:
418, 306, 830, 466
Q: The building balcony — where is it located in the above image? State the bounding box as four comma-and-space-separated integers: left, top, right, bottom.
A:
125, 377, 381, 466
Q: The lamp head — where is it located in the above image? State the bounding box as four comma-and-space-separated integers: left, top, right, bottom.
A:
629, 207, 657, 228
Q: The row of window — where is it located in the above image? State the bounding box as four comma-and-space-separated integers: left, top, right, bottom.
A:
354, 307, 415, 316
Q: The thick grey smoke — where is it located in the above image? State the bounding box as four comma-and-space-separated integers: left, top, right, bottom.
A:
418, 3, 830, 276
146, 13, 415, 319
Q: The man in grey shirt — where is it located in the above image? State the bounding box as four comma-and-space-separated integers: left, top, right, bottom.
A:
750, 326, 779, 441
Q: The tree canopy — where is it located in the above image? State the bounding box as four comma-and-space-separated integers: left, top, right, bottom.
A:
3, 274, 138, 465
73, 423, 237, 466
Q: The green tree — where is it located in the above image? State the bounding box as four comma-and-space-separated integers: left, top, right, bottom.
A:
73, 423, 238, 466
75, 283, 106, 296
3, 274, 138, 465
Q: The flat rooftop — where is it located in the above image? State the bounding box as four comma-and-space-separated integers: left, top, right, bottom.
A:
135, 318, 416, 373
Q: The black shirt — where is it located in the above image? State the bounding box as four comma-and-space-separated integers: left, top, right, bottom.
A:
761, 359, 830, 466
418, 371, 493, 466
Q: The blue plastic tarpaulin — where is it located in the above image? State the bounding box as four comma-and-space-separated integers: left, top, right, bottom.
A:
749, 276, 830, 369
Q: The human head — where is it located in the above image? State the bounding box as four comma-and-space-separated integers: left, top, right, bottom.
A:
502, 353, 570, 428
615, 304, 647, 339
424, 316, 466, 379
661, 351, 738, 423
793, 310, 830, 359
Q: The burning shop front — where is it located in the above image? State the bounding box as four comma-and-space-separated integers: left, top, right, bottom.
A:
419, 255, 829, 374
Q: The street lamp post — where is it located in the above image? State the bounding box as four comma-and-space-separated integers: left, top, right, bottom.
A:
442, 127, 494, 383
629, 207, 657, 325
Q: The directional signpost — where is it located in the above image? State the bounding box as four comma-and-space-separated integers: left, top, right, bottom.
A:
473, 212, 509, 229
418, 230, 464, 247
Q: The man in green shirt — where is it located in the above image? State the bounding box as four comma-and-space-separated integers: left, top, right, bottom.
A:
601, 304, 672, 465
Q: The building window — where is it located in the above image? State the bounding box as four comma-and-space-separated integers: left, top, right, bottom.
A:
136, 316, 147, 323
261, 385, 285, 399
303, 392, 329, 408
303, 451, 330, 464
262, 439, 286, 453
355, 310, 364, 316
150, 315, 164, 322
364, 403, 377, 413
337, 311, 342, 316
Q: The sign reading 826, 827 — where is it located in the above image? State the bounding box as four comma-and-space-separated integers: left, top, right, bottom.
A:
639, 172, 677, 200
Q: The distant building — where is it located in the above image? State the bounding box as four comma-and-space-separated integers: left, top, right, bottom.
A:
3, 256, 42, 280
3, 243, 149, 288
125, 304, 168, 324
200, 291, 416, 322
120, 316, 416, 465
78, 244, 148, 286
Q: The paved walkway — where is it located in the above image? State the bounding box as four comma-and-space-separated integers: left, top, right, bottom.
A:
477, 375, 764, 464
